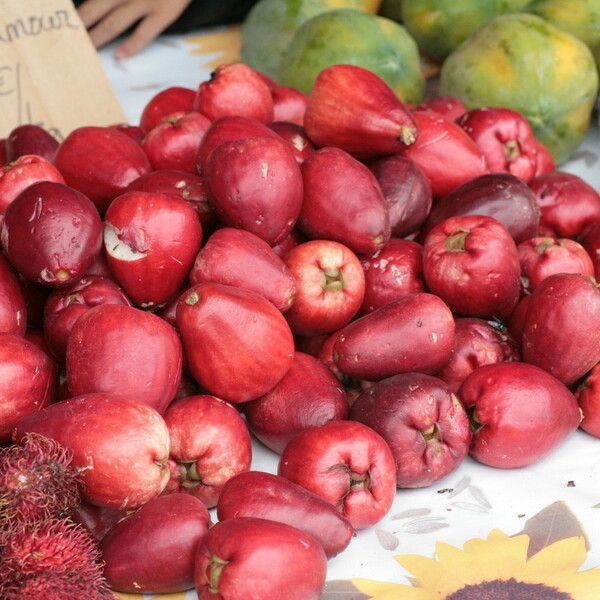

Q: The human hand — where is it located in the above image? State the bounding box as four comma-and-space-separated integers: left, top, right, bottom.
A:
77, 0, 193, 58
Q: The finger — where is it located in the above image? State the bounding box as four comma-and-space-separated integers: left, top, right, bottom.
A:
77, 0, 123, 28
88, 3, 147, 49
113, 9, 175, 58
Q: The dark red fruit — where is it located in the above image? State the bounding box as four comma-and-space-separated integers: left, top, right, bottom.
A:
6, 124, 59, 162
140, 86, 196, 133
269, 121, 315, 164
0, 254, 26, 335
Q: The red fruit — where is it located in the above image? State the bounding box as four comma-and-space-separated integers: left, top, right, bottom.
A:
217, 471, 354, 558
195, 115, 279, 175
532, 139, 556, 176
245, 352, 348, 453
110, 123, 146, 145
104, 191, 202, 307
14, 393, 171, 509
54, 127, 151, 213
140, 86, 196, 133
101, 494, 211, 593
163, 394, 252, 508
0, 434, 79, 540
269, 121, 315, 164
0, 334, 56, 442
43, 275, 131, 361
402, 110, 488, 197
284, 240, 365, 335
299, 147, 390, 254
304, 64, 417, 159
576, 364, 600, 437
460, 362, 581, 468
142, 111, 211, 173
506, 294, 531, 348
271, 228, 303, 258
351, 373, 470, 488
177, 283, 294, 402
127, 168, 216, 229
191, 228, 295, 312
416, 96, 467, 120
457, 108, 538, 182
6, 124, 59, 162
279, 420, 396, 529
295, 333, 329, 357
530, 171, 600, 239
0, 519, 111, 600
0, 254, 26, 335
0, 154, 65, 213
67, 304, 182, 413
422, 173, 540, 244
360, 239, 424, 314
423, 215, 521, 318
194, 63, 274, 123
195, 518, 327, 600
333, 293, 455, 380
206, 136, 302, 245
370, 155, 432, 238
1, 181, 102, 286
523, 273, 600, 385
518, 237, 594, 293
71, 502, 127, 542
438, 318, 520, 393
580, 221, 600, 280
271, 85, 307, 125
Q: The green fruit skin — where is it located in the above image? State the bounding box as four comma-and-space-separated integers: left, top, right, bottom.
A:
401, 0, 533, 62
440, 14, 599, 164
241, 0, 364, 79
279, 9, 425, 104
530, 0, 600, 68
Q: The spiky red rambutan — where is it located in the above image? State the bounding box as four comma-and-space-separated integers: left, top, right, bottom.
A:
0, 519, 113, 600
0, 433, 80, 540
3, 573, 118, 600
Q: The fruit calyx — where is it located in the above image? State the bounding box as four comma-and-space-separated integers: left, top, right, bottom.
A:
349, 470, 370, 491
207, 554, 229, 594
322, 269, 344, 292
468, 407, 484, 434
445, 229, 469, 252
504, 139, 521, 161
178, 461, 203, 489
399, 125, 417, 146
185, 291, 201, 305
421, 423, 441, 443
535, 239, 556, 254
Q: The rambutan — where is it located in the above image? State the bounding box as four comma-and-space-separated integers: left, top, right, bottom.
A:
0, 433, 80, 540
0, 518, 114, 599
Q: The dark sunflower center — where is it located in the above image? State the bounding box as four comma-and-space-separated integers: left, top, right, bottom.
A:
445, 578, 573, 600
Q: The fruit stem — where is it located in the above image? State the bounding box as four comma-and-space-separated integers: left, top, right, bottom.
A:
504, 139, 521, 161
207, 555, 228, 594
399, 125, 417, 146
445, 229, 469, 252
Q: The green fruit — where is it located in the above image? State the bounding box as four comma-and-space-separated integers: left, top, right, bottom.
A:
529, 0, 600, 68
440, 14, 599, 164
401, 0, 533, 62
279, 9, 425, 104
241, 0, 364, 79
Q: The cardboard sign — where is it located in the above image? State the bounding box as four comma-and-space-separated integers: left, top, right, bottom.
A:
0, 0, 126, 140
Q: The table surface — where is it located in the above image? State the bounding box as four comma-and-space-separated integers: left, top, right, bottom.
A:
98, 27, 600, 600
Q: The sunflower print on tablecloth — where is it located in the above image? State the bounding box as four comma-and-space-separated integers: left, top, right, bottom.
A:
354, 529, 600, 600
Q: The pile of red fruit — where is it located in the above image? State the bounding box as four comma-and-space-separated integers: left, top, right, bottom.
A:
1, 61, 600, 600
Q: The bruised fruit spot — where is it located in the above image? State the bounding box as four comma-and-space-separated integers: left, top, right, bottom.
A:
104, 223, 148, 262
207, 555, 229, 594
445, 229, 469, 252
185, 291, 200, 305
504, 139, 521, 161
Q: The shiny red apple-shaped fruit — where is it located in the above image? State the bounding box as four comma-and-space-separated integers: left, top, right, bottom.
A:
299, 147, 390, 254
0, 254, 26, 335
423, 215, 521, 318
142, 111, 211, 173
71, 501, 128, 542
190, 228, 296, 313
0, 333, 56, 442
284, 240, 365, 336
351, 373, 471, 488
54, 126, 151, 213
194, 518, 327, 600
576, 364, 600, 438
6, 124, 59, 162
104, 191, 202, 308
523, 273, 600, 385
460, 362, 581, 468
334, 293, 455, 381
271, 85, 307, 125
67, 304, 182, 414
279, 420, 396, 529
0, 154, 64, 213
43, 275, 131, 361
13, 393, 171, 508
177, 283, 294, 402
271, 228, 303, 258
244, 352, 348, 453
217, 471, 354, 558
163, 394, 252, 508
140, 86, 197, 133
206, 136, 302, 245
110, 123, 146, 145
101, 493, 211, 593
1, 181, 102, 287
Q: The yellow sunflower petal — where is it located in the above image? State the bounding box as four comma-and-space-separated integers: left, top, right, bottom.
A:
524, 536, 588, 581
545, 568, 600, 600
395, 553, 470, 594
